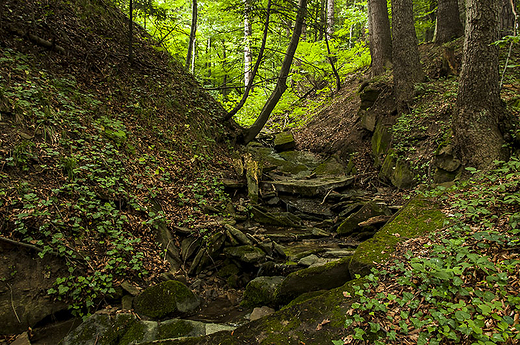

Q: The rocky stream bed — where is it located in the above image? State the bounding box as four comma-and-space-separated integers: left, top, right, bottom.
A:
14, 131, 414, 345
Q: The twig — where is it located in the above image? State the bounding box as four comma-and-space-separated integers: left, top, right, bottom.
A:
7, 283, 21, 324
0, 236, 43, 252
321, 188, 333, 204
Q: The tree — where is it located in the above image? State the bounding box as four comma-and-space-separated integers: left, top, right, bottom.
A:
243, 0, 308, 143
186, 0, 197, 71
367, 0, 392, 76
391, 0, 423, 111
243, 0, 253, 87
452, 0, 514, 170
435, 0, 464, 44
326, 0, 334, 38
224, 0, 272, 120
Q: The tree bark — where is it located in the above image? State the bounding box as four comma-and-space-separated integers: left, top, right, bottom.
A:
225, 0, 272, 120
186, 0, 197, 71
243, 0, 308, 143
435, 0, 464, 44
326, 0, 334, 39
500, 0, 516, 35
453, 0, 512, 170
391, 0, 424, 112
244, 0, 253, 87
367, 0, 392, 76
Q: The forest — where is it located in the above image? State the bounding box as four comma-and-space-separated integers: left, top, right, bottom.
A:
0, 0, 520, 344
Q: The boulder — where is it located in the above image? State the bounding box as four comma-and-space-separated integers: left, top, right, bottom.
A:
275, 257, 352, 304
62, 312, 137, 345
358, 109, 377, 132
379, 150, 415, 189
371, 121, 392, 166
223, 245, 266, 264
273, 131, 296, 152
242, 276, 285, 308
250, 306, 275, 321
224, 224, 252, 245
63, 314, 236, 344
133, 280, 200, 319
359, 86, 381, 110
336, 201, 392, 235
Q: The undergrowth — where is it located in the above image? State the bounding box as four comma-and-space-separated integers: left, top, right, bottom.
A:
335, 157, 520, 344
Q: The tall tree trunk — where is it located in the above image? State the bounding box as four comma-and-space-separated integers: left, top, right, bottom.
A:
225, 0, 272, 120
500, 0, 516, 35
453, 0, 512, 170
392, 0, 424, 112
128, 0, 133, 62
186, 0, 197, 71
244, 0, 253, 87
326, 0, 334, 38
243, 0, 308, 143
435, 0, 464, 43
222, 41, 229, 101
367, 0, 392, 76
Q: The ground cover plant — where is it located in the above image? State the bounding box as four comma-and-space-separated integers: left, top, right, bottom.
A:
335, 158, 520, 344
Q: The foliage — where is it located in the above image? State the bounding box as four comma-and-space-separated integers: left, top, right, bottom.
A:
0, 47, 229, 318
337, 157, 520, 344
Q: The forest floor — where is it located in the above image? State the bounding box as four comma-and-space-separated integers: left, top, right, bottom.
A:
1, 0, 520, 343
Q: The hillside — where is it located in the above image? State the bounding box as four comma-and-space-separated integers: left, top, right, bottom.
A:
2, 0, 520, 344
0, 0, 235, 335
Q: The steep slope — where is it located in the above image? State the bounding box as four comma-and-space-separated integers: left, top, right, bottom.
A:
0, 0, 234, 332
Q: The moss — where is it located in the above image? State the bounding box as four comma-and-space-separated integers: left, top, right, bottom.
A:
134, 280, 199, 319
349, 197, 448, 276
241, 276, 284, 308
282, 290, 326, 309
118, 321, 148, 345
157, 320, 194, 339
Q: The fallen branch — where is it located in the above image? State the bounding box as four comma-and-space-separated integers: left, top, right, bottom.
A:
0, 236, 43, 252
4, 23, 66, 54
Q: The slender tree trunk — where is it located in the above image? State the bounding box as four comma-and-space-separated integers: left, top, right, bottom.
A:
222, 42, 229, 101
368, 0, 392, 76
326, 0, 334, 38
225, 0, 272, 120
453, 0, 512, 170
128, 0, 133, 62
325, 33, 341, 91
392, 0, 424, 112
243, 0, 308, 143
500, 0, 516, 35
435, 0, 464, 43
244, 0, 253, 87
319, 0, 325, 41
186, 0, 198, 71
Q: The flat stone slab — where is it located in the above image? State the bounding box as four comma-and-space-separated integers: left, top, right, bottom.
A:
263, 176, 354, 197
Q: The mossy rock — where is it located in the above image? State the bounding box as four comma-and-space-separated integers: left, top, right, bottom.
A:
140, 278, 364, 345
273, 131, 296, 152
371, 121, 392, 166
313, 157, 346, 176
275, 257, 351, 304
134, 280, 200, 319
379, 149, 415, 189
262, 176, 354, 197
336, 201, 391, 235
157, 319, 197, 339
223, 245, 266, 264
119, 320, 158, 345
348, 197, 448, 277
241, 276, 285, 308
62, 313, 137, 345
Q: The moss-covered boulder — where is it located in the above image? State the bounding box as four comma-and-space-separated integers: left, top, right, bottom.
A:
371, 121, 392, 166
275, 257, 351, 304
313, 157, 346, 176
223, 245, 266, 264
379, 149, 415, 189
336, 201, 392, 235
242, 276, 285, 308
273, 131, 296, 152
348, 198, 448, 277
134, 280, 200, 319
62, 313, 137, 345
